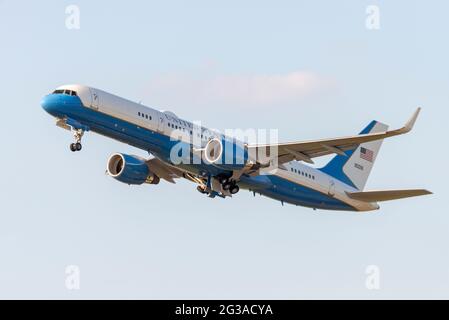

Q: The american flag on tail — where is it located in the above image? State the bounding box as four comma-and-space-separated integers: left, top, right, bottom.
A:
360, 147, 374, 162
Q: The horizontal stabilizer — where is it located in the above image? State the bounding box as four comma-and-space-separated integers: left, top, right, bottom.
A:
346, 189, 432, 202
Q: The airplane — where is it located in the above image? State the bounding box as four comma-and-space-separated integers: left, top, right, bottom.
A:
41, 84, 431, 212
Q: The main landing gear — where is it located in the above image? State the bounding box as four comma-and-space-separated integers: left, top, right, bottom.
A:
196, 176, 240, 196
70, 128, 84, 152
219, 177, 240, 194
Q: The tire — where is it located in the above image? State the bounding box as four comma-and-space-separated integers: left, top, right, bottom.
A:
219, 177, 228, 185
75, 142, 82, 151
223, 182, 231, 191
70, 143, 76, 152
230, 185, 240, 194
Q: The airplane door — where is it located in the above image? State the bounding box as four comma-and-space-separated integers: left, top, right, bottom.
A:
157, 115, 165, 132
89, 88, 100, 110
328, 180, 335, 197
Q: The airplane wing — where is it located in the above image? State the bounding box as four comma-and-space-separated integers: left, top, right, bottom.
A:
247, 108, 421, 165
146, 157, 183, 183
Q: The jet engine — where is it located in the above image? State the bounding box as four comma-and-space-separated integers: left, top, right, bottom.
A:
106, 153, 160, 185
202, 138, 248, 170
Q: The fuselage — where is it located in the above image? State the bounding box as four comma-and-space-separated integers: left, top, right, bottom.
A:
41, 84, 379, 212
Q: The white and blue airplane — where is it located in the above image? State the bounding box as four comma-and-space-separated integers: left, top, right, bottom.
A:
42, 84, 431, 212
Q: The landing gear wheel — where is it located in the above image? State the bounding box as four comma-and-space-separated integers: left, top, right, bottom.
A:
223, 182, 231, 191
70, 128, 85, 153
219, 177, 228, 185
230, 185, 240, 194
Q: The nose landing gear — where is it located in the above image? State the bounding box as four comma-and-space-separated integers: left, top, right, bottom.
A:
70, 142, 82, 152
70, 129, 84, 152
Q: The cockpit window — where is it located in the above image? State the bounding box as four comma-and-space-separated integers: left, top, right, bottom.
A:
52, 89, 77, 96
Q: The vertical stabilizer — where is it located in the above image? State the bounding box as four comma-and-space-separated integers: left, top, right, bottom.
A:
320, 120, 388, 190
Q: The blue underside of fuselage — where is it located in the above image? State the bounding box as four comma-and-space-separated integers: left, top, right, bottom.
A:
42, 94, 355, 211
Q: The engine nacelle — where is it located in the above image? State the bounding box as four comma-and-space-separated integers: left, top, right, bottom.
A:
106, 153, 160, 185
202, 138, 249, 170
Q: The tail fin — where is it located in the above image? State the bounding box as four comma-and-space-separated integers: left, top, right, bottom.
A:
320, 120, 388, 190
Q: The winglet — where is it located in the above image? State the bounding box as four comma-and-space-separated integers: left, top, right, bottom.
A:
402, 107, 421, 133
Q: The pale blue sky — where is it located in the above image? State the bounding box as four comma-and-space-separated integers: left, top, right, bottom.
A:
0, 0, 448, 299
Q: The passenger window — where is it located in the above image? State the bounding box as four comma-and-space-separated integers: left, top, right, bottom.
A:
71, 91, 77, 96
138, 112, 141, 116
145, 115, 148, 119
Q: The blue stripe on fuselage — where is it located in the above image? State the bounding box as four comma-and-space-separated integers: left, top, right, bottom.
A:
42, 94, 355, 211
42, 94, 231, 177
256, 175, 355, 211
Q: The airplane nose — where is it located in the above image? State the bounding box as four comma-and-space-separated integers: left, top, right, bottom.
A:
41, 94, 62, 116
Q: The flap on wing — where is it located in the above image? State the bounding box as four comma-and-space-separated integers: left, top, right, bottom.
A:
346, 189, 432, 202
247, 108, 421, 165
146, 157, 183, 183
